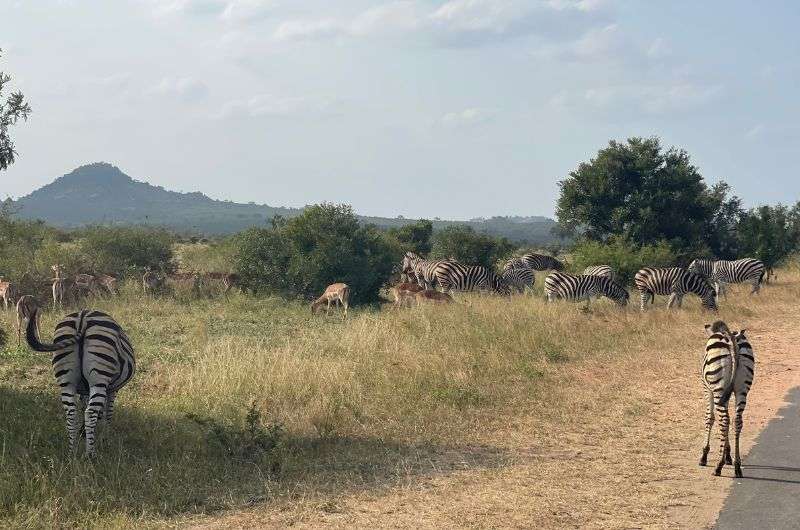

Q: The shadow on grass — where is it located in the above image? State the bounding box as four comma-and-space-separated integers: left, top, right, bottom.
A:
0, 386, 511, 525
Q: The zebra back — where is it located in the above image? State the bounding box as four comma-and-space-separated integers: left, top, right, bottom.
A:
545, 272, 628, 305
520, 253, 564, 271
502, 266, 535, 293
712, 258, 766, 284
583, 265, 614, 279
503, 257, 530, 272
433, 262, 509, 295
635, 268, 717, 309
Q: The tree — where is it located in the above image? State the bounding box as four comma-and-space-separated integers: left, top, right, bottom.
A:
736, 204, 800, 272
0, 49, 32, 171
388, 219, 433, 255
705, 182, 744, 259
556, 137, 724, 253
430, 225, 514, 269
234, 203, 400, 304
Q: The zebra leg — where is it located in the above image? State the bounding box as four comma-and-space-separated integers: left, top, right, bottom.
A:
61, 387, 82, 455
700, 388, 714, 466
750, 278, 761, 295
104, 390, 117, 426
667, 293, 676, 309
733, 391, 747, 478
714, 399, 730, 476
639, 291, 648, 312
84, 385, 108, 457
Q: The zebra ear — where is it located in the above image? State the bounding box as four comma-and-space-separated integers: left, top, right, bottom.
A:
704, 324, 713, 336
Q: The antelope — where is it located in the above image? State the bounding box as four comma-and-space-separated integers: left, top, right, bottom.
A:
142, 269, 164, 295
51, 265, 66, 309
311, 283, 350, 317
0, 278, 17, 310
415, 289, 454, 305
204, 272, 240, 294
16, 295, 40, 346
95, 273, 118, 296
74, 273, 99, 298
389, 282, 424, 307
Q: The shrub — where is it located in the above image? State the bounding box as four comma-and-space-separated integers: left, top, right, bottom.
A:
78, 226, 175, 277
177, 238, 237, 273
430, 225, 515, 268
570, 236, 676, 285
234, 203, 400, 304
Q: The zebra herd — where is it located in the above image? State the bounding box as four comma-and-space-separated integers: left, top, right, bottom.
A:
400, 251, 766, 312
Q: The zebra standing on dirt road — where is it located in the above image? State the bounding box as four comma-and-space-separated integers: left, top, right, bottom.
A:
634, 267, 717, 311
432, 261, 510, 295
711, 258, 766, 299
26, 309, 136, 457
700, 321, 755, 478
544, 272, 629, 306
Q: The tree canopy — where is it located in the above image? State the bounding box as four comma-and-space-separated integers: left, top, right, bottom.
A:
430, 225, 514, 269
0, 49, 31, 171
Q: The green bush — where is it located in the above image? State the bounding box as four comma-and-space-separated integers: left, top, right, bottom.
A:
570, 237, 676, 285
234, 203, 400, 304
177, 238, 237, 273
430, 225, 515, 268
78, 226, 175, 276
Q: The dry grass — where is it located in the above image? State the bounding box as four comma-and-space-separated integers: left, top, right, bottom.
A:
1, 267, 799, 529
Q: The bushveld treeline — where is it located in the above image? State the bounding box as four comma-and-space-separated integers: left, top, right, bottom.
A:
1, 136, 798, 303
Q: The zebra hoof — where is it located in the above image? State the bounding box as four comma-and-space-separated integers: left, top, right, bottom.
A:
734, 464, 743, 478
725, 454, 733, 465
699, 457, 707, 467
713, 464, 723, 476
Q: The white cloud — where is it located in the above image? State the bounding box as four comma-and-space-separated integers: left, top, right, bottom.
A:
441, 107, 494, 127
220, 0, 275, 24
273, 19, 344, 42
745, 124, 765, 139
213, 93, 337, 119
349, 2, 421, 37
552, 83, 722, 114
148, 77, 209, 101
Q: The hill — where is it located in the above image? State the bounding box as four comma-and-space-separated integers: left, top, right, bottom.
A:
12, 163, 559, 244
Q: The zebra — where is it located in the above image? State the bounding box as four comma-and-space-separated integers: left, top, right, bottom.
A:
634, 268, 717, 311
503, 257, 531, 272
700, 321, 755, 478
401, 252, 455, 291
502, 266, 535, 294
431, 261, 510, 295
544, 272, 629, 306
26, 309, 136, 457
711, 258, 766, 299
583, 265, 614, 279
687, 258, 715, 279
520, 253, 565, 271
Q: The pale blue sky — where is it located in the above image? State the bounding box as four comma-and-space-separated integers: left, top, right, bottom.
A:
2, 0, 798, 219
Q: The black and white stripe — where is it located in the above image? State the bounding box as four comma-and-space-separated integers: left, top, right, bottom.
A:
503, 257, 530, 272
582, 265, 614, 279
432, 262, 510, 295
687, 258, 715, 279
520, 253, 565, 271
700, 321, 755, 478
544, 272, 629, 306
402, 251, 458, 290
26, 309, 136, 457
711, 258, 766, 298
502, 266, 535, 294
634, 267, 717, 311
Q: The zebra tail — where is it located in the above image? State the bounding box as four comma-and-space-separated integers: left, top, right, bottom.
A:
25, 309, 72, 352
718, 330, 739, 404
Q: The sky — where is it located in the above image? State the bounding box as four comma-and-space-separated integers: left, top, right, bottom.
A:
2, 0, 799, 220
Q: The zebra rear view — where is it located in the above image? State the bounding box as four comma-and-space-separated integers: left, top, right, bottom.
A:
700, 321, 754, 478
26, 309, 136, 457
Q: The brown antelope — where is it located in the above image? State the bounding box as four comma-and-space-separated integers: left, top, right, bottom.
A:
74, 273, 99, 298
95, 273, 118, 296
16, 295, 40, 346
0, 278, 17, 310
415, 289, 454, 305
389, 282, 424, 307
142, 269, 164, 295
51, 265, 66, 309
204, 272, 240, 294
311, 283, 351, 317
167, 271, 200, 293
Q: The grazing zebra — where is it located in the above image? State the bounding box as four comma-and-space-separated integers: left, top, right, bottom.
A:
503, 257, 531, 272
700, 321, 755, 478
26, 309, 136, 457
432, 262, 510, 295
544, 272, 629, 306
711, 258, 766, 299
51, 265, 66, 310
634, 268, 717, 311
16, 295, 40, 346
520, 253, 565, 271
583, 265, 614, 279
687, 258, 715, 279
502, 266, 535, 294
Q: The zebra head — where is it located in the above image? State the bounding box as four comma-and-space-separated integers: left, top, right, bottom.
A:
401, 252, 421, 275
601, 277, 629, 306
702, 287, 719, 311
491, 272, 512, 296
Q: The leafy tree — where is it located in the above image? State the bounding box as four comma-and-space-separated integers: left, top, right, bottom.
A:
388, 219, 433, 255
0, 49, 32, 171
570, 236, 676, 285
556, 137, 724, 252
234, 203, 400, 304
736, 203, 800, 272
705, 182, 744, 259
430, 225, 514, 269
78, 226, 176, 276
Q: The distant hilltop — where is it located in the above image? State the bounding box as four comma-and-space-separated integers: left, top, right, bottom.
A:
12, 162, 559, 244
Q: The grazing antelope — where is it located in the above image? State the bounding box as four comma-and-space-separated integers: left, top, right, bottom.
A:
0, 278, 17, 310
142, 269, 164, 295
16, 295, 40, 346
389, 282, 424, 307
415, 289, 454, 304
51, 265, 66, 309
311, 283, 350, 317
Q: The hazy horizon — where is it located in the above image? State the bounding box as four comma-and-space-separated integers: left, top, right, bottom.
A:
3, 1, 799, 219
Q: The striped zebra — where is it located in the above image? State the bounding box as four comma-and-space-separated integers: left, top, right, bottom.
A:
700, 321, 755, 478
432, 261, 510, 295
503, 257, 530, 272
583, 265, 614, 279
687, 258, 715, 279
520, 253, 565, 271
502, 266, 535, 294
544, 272, 629, 306
401, 252, 455, 291
711, 258, 766, 299
26, 309, 136, 457
634, 268, 717, 311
